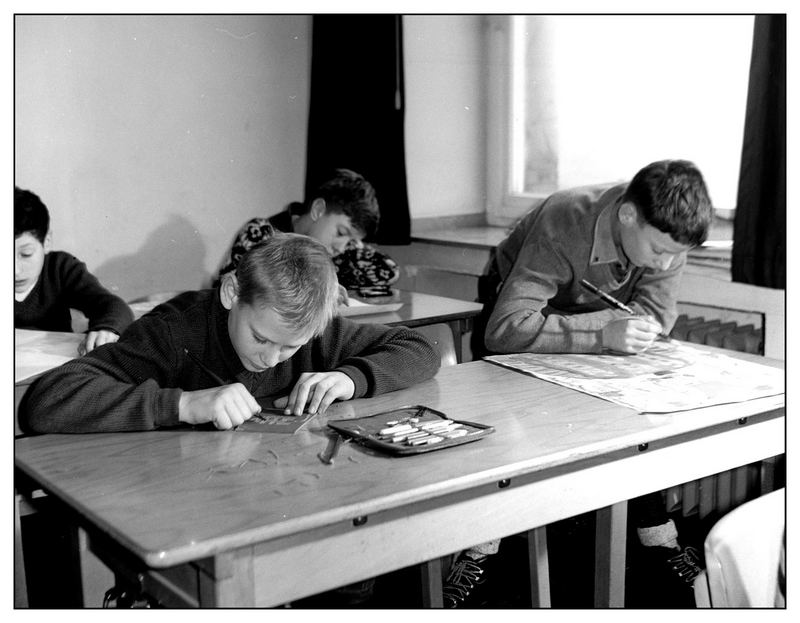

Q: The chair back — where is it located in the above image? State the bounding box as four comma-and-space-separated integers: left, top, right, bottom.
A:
412, 323, 457, 367
694, 488, 785, 607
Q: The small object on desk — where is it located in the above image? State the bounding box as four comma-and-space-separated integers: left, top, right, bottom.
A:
317, 434, 344, 465
328, 405, 494, 456
579, 279, 672, 342
338, 297, 403, 318
236, 399, 318, 434
355, 285, 394, 298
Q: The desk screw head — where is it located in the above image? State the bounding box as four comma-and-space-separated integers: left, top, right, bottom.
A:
738, 417, 748, 425
638, 443, 649, 452
353, 516, 368, 527
498, 479, 511, 488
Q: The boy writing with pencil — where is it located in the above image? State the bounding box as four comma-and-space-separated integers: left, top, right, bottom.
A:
15, 187, 133, 355
448, 160, 713, 607
19, 233, 440, 434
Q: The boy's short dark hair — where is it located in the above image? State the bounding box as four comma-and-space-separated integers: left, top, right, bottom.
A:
15, 187, 50, 243
624, 160, 713, 247
312, 168, 380, 239
235, 232, 339, 338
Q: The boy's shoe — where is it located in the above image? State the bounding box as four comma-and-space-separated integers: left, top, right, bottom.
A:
635, 544, 704, 607
664, 545, 704, 584
442, 552, 491, 608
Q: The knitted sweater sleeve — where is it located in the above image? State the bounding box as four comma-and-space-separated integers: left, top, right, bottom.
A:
313, 317, 441, 398
58, 253, 134, 335
18, 315, 183, 433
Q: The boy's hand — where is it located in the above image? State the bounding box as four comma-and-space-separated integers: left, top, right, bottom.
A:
178, 383, 261, 430
274, 371, 356, 416
78, 329, 120, 355
602, 315, 663, 354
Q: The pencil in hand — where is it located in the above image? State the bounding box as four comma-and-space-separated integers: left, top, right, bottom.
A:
579, 279, 672, 342
184, 348, 227, 385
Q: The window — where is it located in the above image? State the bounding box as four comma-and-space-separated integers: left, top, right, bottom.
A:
486, 15, 754, 226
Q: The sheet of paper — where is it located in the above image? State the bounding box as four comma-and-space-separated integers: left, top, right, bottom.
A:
15, 329, 83, 383
485, 341, 784, 413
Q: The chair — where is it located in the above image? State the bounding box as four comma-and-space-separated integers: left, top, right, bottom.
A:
412, 323, 458, 367
693, 488, 785, 607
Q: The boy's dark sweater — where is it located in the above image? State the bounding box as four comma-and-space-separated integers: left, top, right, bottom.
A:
15, 251, 133, 334
19, 289, 441, 434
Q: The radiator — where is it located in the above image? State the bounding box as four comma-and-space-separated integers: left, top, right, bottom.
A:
665, 314, 778, 519
670, 314, 763, 355
665, 458, 782, 520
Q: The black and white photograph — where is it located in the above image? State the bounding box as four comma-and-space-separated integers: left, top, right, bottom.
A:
11, 1, 790, 613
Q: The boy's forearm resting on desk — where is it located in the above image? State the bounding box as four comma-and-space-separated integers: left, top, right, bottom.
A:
486, 287, 676, 354
486, 304, 624, 353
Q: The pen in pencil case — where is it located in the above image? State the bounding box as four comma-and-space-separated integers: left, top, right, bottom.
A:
579, 279, 673, 342
184, 348, 227, 385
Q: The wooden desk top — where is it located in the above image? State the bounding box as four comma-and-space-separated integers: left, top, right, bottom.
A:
15, 347, 784, 569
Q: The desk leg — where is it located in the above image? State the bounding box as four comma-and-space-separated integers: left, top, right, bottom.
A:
14, 493, 29, 607
420, 558, 444, 607
593, 502, 627, 607
526, 527, 551, 607
199, 550, 256, 607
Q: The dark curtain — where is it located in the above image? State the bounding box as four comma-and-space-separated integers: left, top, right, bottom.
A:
732, 14, 786, 289
305, 15, 410, 245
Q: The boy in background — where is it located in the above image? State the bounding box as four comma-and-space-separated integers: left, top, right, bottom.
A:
447, 160, 713, 608
20, 232, 439, 433
15, 187, 133, 355
217, 168, 399, 293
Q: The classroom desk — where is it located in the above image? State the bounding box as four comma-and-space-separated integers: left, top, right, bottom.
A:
14, 344, 784, 608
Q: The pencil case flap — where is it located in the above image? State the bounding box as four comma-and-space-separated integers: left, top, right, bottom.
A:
327, 405, 494, 456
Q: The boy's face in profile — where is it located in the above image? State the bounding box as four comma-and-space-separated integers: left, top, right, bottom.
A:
220, 276, 314, 372
617, 203, 691, 272
307, 210, 363, 257
15, 232, 50, 295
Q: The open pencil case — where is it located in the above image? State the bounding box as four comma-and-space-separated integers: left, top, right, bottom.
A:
327, 405, 494, 456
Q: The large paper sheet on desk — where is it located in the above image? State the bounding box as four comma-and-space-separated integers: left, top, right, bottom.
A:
485, 341, 784, 413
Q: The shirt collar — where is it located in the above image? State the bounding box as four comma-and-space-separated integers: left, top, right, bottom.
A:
589, 192, 627, 267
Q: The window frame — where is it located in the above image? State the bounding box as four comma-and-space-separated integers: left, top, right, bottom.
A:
485, 15, 547, 227
484, 14, 748, 227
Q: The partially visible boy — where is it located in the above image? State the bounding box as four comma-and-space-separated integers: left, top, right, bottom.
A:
448, 160, 713, 607
15, 187, 133, 355
19, 233, 440, 434
217, 168, 399, 292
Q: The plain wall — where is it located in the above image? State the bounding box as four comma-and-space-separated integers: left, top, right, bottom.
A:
14, 15, 486, 301
15, 15, 312, 301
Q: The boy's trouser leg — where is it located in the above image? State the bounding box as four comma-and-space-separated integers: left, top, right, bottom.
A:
629, 491, 679, 549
